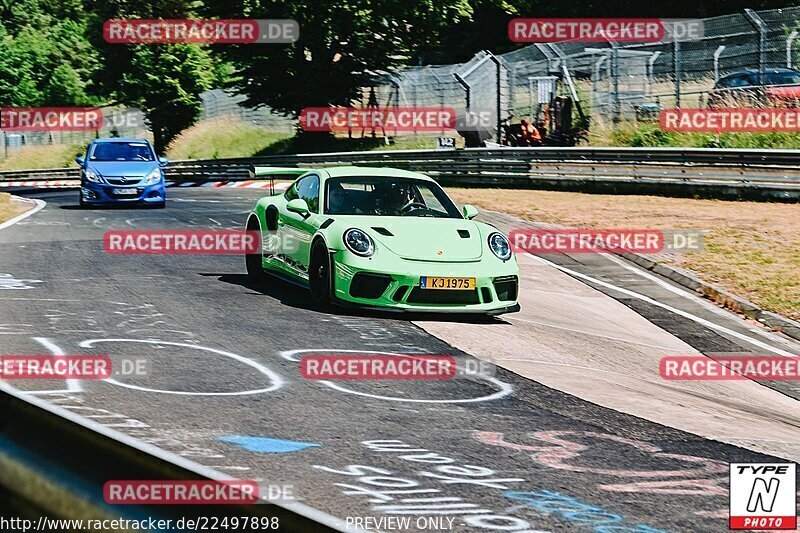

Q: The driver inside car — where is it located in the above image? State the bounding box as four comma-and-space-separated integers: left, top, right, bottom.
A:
375, 183, 417, 215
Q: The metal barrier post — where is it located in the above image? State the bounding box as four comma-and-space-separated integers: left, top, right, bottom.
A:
673, 40, 682, 108
745, 9, 767, 81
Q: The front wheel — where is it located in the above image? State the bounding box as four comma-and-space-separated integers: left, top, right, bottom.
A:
309, 241, 332, 309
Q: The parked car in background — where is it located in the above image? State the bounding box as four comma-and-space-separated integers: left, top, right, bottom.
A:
708, 68, 800, 108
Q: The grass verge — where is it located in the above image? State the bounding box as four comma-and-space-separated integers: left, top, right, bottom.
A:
0, 144, 83, 171
448, 188, 800, 321
0, 193, 28, 224
166, 116, 457, 159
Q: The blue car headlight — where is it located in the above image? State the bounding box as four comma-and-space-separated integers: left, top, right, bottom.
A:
142, 167, 162, 185
488, 232, 511, 261
83, 168, 102, 183
344, 228, 374, 257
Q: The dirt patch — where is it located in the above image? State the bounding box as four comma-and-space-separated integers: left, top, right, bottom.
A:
0, 193, 30, 224
448, 188, 800, 321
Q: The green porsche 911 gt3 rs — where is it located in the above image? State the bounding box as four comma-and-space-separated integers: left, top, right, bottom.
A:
244, 166, 520, 314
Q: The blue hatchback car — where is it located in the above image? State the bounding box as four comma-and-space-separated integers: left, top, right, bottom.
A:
77, 138, 167, 208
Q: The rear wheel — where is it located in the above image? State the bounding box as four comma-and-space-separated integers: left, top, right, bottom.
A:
245, 217, 266, 284
309, 241, 332, 309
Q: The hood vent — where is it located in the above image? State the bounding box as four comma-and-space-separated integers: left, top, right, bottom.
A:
372, 227, 394, 236
457, 229, 470, 238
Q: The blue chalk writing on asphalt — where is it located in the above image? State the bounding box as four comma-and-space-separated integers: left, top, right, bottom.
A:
503, 490, 669, 533
219, 435, 321, 453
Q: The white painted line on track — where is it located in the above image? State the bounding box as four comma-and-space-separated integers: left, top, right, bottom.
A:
527, 253, 798, 357
600, 252, 800, 350
280, 349, 514, 404
80, 339, 285, 396
31, 336, 83, 393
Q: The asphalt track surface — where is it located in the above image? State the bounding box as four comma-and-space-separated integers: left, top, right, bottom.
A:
1, 187, 799, 533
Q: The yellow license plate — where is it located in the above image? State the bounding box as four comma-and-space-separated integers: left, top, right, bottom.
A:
420, 276, 476, 290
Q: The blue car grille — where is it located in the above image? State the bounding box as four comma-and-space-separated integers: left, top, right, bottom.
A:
105, 177, 144, 186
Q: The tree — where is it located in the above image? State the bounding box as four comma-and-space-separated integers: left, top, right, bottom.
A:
84, 0, 223, 151
202, 0, 475, 117
0, 15, 99, 107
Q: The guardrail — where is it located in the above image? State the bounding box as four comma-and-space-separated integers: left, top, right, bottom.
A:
2, 146, 799, 200
0, 383, 347, 531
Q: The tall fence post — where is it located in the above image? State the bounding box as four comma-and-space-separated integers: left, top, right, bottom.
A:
787, 30, 799, 68
744, 9, 767, 81
673, 40, 681, 108
486, 51, 503, 144
648, 51, 662, 97
713, 46, 726, 82
611, 45, 620, 123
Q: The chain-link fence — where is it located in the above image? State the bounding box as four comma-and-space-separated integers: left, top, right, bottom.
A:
200, 89, 295, 131
6, 7, 800, 154
366, 7, 800, 136
0, 107, 151, 156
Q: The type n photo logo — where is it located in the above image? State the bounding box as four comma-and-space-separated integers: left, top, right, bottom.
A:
729, 463, 796, 530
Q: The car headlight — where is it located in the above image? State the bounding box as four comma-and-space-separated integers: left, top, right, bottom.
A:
343, 228, 374, 257
142, 168, 162, 185
83, 168, 102, 183
488, 232, 511, 261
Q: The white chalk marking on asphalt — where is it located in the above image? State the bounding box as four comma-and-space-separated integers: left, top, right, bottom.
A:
80, 339, 285, 396
527, 253, 797, 357
208, 217, 222, 226
600, 252, 800, 351
31, 336, 83, 393
0, 198, 46, 231
280, 349, 513, 404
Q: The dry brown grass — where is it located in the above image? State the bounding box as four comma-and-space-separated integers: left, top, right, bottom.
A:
449, 188, 800, 320
0, 193, 27, 224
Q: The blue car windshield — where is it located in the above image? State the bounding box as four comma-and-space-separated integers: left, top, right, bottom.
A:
90, 142, 154, 162
325, 177, 461, 218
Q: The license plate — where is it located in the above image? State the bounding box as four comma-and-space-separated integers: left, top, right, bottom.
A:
113, 188, 138, 195
420, 276, 476, 290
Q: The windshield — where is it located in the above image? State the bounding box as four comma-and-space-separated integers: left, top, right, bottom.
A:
90, 142, 154, 162
325, 177, 462, 218
763, 72, 800, 85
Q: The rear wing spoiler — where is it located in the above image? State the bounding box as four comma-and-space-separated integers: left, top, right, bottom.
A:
248, 166, 310, 195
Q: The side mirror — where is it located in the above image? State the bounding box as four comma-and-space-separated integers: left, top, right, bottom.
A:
286, 198, 310, 217
75, 156, 85, 166
158, 157, 169, 167
462, 204, 479, 220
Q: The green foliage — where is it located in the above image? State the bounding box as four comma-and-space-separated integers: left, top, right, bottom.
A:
600, 123, 800, 150
201, 0, 480, 116
0, 19, 99, 106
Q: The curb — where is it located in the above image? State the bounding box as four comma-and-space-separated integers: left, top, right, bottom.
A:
620, 251, 800, 342
481, 208, 800, 344
0, 196, 46, 231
